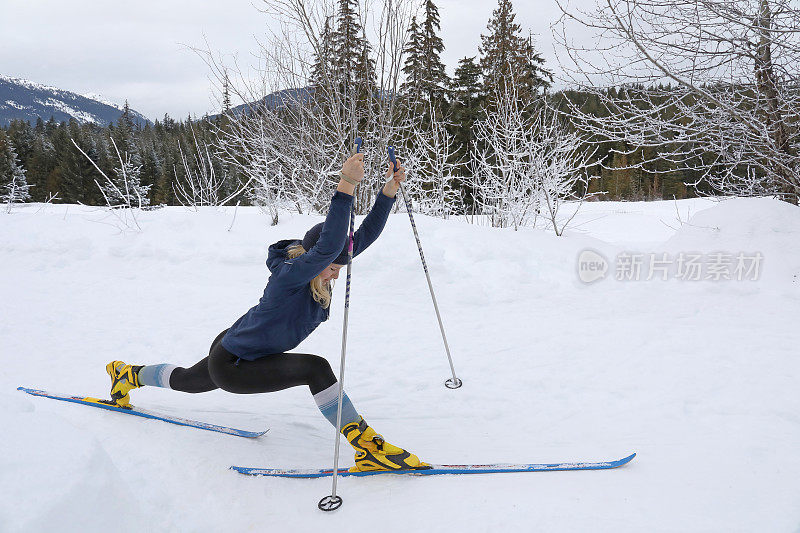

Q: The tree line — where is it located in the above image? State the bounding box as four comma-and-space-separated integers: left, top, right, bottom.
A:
5, 0, 786, 215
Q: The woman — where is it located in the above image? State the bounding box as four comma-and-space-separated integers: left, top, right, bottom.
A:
106, 151, 429, 472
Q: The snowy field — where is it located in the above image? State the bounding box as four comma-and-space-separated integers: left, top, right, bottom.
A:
1, 196, 799, 532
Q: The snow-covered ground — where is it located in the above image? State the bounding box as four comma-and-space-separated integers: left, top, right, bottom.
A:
1, 197, 798, 532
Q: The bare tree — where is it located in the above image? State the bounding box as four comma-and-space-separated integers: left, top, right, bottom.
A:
554, 0, 800, 203
530, 106, 601, 235
173, 124, 252, 210
198, 0, 417, 219
399, 103, 464, 218
470, 86, 599, 234
72, 138, 146, 232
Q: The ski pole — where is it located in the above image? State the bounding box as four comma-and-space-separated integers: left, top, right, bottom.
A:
388, 146, 462, 389
318, 136, 361, 512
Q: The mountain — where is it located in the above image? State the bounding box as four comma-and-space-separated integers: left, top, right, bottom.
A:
0, 76, 150, 128
214, 87, 313, 119
217, 86, 395, 119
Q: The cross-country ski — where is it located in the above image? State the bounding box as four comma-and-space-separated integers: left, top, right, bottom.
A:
231, 453, 636, 478
17, 387, 268, 438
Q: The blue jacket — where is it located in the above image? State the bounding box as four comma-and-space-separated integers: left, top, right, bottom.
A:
222, 190, 396, 360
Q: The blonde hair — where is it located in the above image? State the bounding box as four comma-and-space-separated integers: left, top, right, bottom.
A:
286, 243, 332, 309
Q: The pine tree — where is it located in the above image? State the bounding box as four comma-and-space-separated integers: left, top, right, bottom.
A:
222, 71, 232, 114
479, 0, 552, 101
450, 56, 483, 162
0, 131, 32, 211
451, 57, 483, 111
112, 103, 142, 171
311, 16, 336, 90
57, 120, 101, 204
331, 0, 376, 108
101, 143, 151, 208
121, 100, 135, 131
309, 1, 376, 133
520, 32, 552, 96
401, 1, 449, 112
419, 0, 448, 105
353, 39, 376, 98
400, 16, 424, 102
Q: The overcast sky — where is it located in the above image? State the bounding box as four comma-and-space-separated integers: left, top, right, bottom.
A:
1, 0, 594, 121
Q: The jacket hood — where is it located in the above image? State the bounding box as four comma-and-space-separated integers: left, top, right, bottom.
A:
266, 239, 300, 273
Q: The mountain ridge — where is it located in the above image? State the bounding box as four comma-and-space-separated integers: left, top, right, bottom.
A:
0, 75, 151, 128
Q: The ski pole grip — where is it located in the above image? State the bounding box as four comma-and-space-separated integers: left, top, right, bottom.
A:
387, 146, 399, 173
353, 137, 363, 155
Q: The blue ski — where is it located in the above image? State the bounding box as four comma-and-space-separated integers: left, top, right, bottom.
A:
231, 453, 636, 477
18, 386, 268, 438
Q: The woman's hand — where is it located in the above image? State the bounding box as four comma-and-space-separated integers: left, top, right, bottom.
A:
338, 152, 365, 195
382, 159, 406, 198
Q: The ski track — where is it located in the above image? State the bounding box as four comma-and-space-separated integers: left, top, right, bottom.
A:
1, 198, 799, 532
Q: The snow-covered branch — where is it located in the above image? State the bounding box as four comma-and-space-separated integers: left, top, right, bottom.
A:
198, 0, 416, 217
470, 87, 599, 234
71, 137, 148, 232
399, 103, 464, 218
554, 0, 800, 203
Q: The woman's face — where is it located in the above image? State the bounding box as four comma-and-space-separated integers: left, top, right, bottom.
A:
319, 263, 343, 283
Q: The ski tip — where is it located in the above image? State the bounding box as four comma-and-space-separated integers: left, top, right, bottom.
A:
618, 453, 637, 466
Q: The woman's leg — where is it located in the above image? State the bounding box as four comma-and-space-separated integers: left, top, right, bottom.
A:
136, 330, 226, 393
133, 330, 427, 470
208, 340, 359, 429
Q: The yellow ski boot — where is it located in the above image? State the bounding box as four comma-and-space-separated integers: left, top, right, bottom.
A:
106, 361, 142, 407
341, 417, 431, 472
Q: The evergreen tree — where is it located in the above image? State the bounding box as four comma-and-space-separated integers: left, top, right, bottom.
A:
0, 131, 33, 210
401, 2, 449, 112
311, 17, 336, 90
479, 0, 552, 101
112, 104, 142, 170
222, 71, 232, 114
451, 57, 483, 114
450, 56, 483, 156
331, 0, 376, 110
26, 120, 52, 201
353, 39, 376, 97
419, 0, 448, 105
101, 145, 151, 207
56, 120, 101, 204
400, 16, 424, 102
521, 32, 551, 96
120, 100, 135, 131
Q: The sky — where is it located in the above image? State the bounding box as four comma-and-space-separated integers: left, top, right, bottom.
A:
1, 0, 595, 122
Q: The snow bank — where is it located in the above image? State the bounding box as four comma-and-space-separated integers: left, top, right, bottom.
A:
0, 392, 138, 532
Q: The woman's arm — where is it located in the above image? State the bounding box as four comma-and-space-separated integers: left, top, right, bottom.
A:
279, 153, 365, 287
351, 160, 406, 257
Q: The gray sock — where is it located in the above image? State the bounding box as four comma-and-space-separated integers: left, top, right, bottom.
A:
313, 382, 360, 429
137, 364, 178, 388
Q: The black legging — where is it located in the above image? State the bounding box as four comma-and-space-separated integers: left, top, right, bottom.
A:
168, 329, 338, 396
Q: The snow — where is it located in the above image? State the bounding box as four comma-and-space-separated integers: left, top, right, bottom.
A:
81, 93, 124, 111
4, 100, 33, 111
1, 197, 799, 531
33, 97, 99, 124
0, 75, 62, 94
